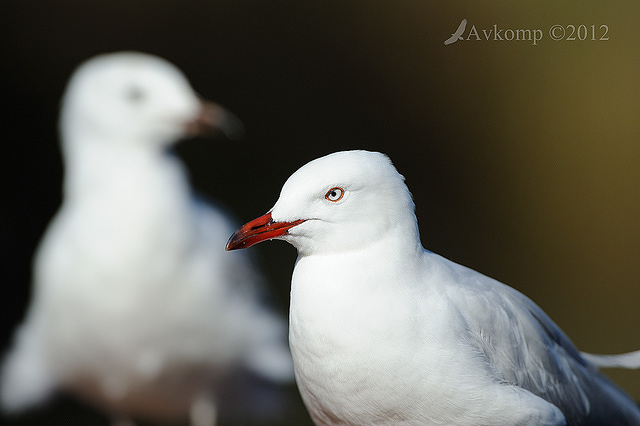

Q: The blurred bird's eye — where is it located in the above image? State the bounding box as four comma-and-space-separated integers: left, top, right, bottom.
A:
125, 86, 145, 103
325, 187, 344, 202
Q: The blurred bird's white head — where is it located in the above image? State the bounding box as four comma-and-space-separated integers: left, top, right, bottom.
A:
60, 52, 203, 147
227, 150, 421, 256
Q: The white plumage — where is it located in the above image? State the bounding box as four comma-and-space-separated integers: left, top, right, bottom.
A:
1, 52, 293, 425
227, 150, 640, 425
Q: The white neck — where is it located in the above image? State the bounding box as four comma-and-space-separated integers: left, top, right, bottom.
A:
60, 131, 182, 201
288, 233, 432, 423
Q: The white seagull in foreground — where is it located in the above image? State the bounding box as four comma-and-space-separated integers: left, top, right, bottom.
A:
1, 52, 293, 425
226, 150, 640, 425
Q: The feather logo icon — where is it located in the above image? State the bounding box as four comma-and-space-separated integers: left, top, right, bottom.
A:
444, 19, 467, 45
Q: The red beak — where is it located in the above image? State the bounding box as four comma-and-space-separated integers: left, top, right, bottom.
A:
225, 212, 305, 251
185, 100, 245, 140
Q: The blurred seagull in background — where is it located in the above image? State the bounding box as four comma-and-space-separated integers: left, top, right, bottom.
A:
227, 150, 640, 425
1, 52, 293, 426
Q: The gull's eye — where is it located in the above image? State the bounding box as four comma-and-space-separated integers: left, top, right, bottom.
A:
325, 187, 344, 202
125, 86, 146, 103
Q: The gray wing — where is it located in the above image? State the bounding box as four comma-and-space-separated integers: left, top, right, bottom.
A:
191, 194, 294, 384
581, 350, 640, 369
450, 262, 640, 425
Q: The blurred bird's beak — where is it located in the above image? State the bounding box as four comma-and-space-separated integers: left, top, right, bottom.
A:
185, 100, 245, 140
226, 212, 305, 251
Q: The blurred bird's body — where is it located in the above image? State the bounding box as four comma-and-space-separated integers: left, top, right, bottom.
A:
1, 52, 293, 425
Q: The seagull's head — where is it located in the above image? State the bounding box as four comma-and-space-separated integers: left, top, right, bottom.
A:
60, 51, 242, 148
227, 150, 421, 256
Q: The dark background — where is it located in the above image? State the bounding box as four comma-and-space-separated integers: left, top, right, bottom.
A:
2, 1, 640, 425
